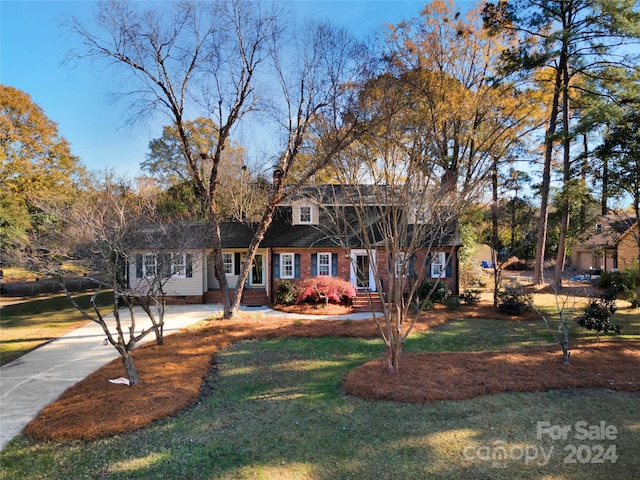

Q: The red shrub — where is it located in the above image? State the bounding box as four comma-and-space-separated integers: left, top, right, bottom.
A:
296, 276, 356, 305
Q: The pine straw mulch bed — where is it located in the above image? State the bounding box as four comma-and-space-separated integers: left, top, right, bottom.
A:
24, 303, 640, 442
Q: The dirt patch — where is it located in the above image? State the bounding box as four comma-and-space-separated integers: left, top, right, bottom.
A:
24, 303, 638, 442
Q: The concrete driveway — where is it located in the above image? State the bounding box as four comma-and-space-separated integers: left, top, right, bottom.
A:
0, 304, 221, 451
0, 304, 376, 451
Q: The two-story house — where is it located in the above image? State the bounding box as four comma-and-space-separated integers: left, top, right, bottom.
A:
128, 185, 461, 308
571, 214, 639, 273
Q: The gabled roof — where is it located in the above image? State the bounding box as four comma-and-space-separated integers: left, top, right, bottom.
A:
577, 215, 638, 250
130, 185, 462, 250
129, 222, 213, 250
283, 184, 391, 206
261, 206, 380, 248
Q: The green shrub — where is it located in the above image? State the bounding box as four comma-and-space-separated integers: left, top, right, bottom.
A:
420, 299, 434, 311
445, 295, 461, 310
417, 280, 451, 304
274, 279, 296, 305
576, 296, 622, 340
597, 269, 637, 305
460, 289, 481, 305
496, 285, 532, 315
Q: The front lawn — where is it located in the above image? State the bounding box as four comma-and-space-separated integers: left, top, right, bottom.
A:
0, 292, 113, 365
1, 299, 639, 479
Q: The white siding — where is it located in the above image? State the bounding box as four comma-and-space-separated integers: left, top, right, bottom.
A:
207, 251, 240, 289
291, 200, 319, 225
129, 250, 206, 296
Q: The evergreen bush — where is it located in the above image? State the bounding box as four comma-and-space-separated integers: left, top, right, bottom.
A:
274, 279, 296, 305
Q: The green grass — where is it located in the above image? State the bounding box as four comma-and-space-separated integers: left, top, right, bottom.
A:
404, 317, 553, 353
1, 312, 639, 479
1, 265, 89, 282
529, 293, 640, 344
0, 292, 113, 365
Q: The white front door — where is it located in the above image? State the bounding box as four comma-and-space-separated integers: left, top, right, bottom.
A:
350, 249, 376, 291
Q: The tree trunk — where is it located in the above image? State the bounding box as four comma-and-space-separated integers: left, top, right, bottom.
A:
491, 160, 500, 307
384, 306, 405, 375
601, 152, 609, 215
209, 206, 232, 318
635, 257, 640, 309
230, 170, 289, 316
560, 324, 570, 367
553, 34, 572, 290
533, 141, 554, 284
230, 206, 279, 316
579, 133, 589, 227
385, 341, 401, 375
154, 322, 164, 346
122, 351, 140, 385
554, 212, 569, 287
533, 47, 565, 285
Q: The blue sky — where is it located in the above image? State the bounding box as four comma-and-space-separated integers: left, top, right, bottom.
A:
1, 1, 474, 178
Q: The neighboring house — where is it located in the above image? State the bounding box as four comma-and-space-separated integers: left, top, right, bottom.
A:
128, 185, 461, 306
474, 243, 496, 268
571, 215, 639, 273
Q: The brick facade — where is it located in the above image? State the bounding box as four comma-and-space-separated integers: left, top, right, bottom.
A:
270, 246, 458, 300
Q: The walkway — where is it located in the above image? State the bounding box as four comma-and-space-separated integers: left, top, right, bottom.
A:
0, 305, 375, 451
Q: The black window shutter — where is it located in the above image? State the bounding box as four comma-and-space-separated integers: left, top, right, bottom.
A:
234, 252, 241, 275
272, 253, 280, 279
136, 254, 143, 278
331, 253, 338, 276
445, 253, 452, 277
311, 253, 317, 276
186, 254, 193, 278
425, 253, 433, 277
294, 254, 301, 278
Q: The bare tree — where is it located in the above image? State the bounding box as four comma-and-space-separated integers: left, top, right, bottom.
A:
314, 67, 481, 373
529, 285, 579, 366
228, 21, 365, 314
29, 176, 206, 385
67, 0, 364, 318
317, 182, 461, 375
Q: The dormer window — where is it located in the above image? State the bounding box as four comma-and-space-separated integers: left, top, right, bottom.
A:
299, 205, 312, 224
290, 199, 319, 225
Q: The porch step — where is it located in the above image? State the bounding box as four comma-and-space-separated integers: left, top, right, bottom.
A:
242, 289, 269, 307
353, 291, 384, 312
204, 289, 269, 307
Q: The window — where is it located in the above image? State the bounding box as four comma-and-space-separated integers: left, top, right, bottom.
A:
596, 223, 603, 234
280, 253, 294, 278
318, 253, 331, 276
143, 254, 157, 277
223, 253, 234, 275
395, 252, 408, 277
173, 254, 186, 277
137, 253, 192, 279
430, 252, 446, 278
299, 205, 312, 223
